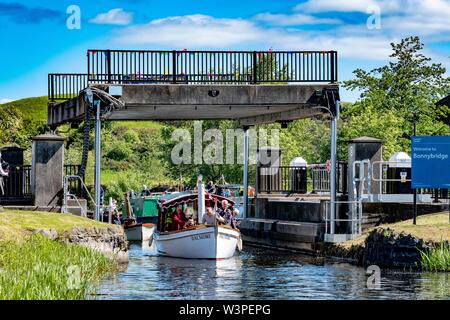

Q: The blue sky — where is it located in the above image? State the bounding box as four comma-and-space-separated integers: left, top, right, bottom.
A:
0, 0, 449, 103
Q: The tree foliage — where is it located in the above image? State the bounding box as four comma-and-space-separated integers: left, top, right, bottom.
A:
342, 36, 450, 158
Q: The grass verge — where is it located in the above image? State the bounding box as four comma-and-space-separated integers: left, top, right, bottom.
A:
0, 235, 117, 299
0, 210, 120, 299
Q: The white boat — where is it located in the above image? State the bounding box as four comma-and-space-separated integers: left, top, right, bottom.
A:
153, 178, 243, 259
124, 223, 155, 241
154, 225, 241, 259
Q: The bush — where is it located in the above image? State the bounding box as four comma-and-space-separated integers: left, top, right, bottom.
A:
106, 143, 132, 161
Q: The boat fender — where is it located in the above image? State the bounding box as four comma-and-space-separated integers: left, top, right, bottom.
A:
148, 233, 154, 247
237, 236, 243, 252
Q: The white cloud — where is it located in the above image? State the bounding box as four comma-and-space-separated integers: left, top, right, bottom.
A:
294, 0, 450, 38
294, 0, 380, 13
0, 98, 13, 104
115, 14, 261, 47
90, 8, 133, 26
253, 13, 340, 26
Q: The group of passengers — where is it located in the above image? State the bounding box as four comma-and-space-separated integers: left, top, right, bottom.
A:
167, 199, 240, 232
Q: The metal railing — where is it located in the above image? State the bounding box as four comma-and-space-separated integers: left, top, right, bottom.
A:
64, 165, 85, 198
257, 166, 308, 193
62, 175, 97, 216
324, 200, 362, 236
48, 74, 88, 101
257, 162, 348, 194
0, 165, 32, 202
87, 49, 337, 85
311, 162, 347, 194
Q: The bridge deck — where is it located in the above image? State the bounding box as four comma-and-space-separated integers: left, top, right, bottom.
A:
47, 49, 339, 127
48, 83, 339, 126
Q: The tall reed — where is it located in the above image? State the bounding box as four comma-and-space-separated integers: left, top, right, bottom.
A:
420, 240, 450, 272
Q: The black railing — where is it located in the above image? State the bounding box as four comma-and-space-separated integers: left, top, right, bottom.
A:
49, 50, 338, 101
87, 49, 337, 85
310, 162, 347, 194
64, 164, 85, 198
0, 165, 32, 204
48, 73, 88, 101
257, 162, 347, 194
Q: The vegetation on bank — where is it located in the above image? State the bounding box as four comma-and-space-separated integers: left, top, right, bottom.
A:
342, 212, 450, 248
338, 212, 449, 271
0, 235, 116, 300
0, 210, 119, 299
0, 210, 114, 241
420, 240, 450, 272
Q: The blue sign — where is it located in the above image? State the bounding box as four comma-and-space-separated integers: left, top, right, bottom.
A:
411, 136, 450, 188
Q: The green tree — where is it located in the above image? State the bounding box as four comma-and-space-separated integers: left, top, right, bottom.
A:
342, 36, 450, 158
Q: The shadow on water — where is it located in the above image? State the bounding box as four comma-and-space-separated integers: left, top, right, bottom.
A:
94, 243, 450, 300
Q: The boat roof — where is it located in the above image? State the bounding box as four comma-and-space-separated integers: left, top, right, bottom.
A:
159, 192, 235, 210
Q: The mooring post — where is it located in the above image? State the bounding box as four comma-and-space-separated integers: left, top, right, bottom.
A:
330, 101, 340, 235
243, 127, 250, 219
94, 100, 102, 221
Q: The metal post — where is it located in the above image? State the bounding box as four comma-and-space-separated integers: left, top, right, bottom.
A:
94, 100, 101, 221
243, 127, 250, 219
330, 101, 340, 234
106, 50, 112, 85
413, 120, 417, 225
62, 176, 68, 214
252, 52, 258, 84
172, 50, 177, 84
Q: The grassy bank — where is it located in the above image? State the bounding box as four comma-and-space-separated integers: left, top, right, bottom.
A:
0, 210, 120, 299
342, 212, 450, 249
337, 212, 449, 271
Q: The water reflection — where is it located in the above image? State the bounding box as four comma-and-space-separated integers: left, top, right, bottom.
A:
95, 244, 449, 300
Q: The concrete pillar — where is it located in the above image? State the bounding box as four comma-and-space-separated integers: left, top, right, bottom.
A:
31, 134, 65, 208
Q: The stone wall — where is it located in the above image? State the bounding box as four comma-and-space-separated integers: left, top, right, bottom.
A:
34, 227, 129, 263
362, 228, 433, 269
324, 228, 437, 269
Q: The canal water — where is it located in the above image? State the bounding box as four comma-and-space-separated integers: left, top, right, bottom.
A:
94, 243, 449, 300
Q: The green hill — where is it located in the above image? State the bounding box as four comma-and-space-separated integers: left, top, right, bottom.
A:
0, 97, 49, 149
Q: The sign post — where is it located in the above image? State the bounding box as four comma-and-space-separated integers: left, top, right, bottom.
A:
411, 136, 450, 224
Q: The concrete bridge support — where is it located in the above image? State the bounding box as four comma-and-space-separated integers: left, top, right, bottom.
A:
31, 134, 65, 208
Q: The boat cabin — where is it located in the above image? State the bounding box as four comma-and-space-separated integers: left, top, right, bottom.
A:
157, 192, 235, 232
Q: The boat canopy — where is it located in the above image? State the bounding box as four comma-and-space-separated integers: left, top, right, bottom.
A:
158, 192, 234, 211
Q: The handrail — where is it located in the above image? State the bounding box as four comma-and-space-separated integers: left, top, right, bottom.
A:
63, 175, 99, 216
323, 200, 362, 236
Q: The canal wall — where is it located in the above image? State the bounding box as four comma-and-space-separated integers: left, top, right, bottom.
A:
34, 226, 129, 263
243, 195, 447, 253
240, 218, 324, 252
323, 228, 441, 269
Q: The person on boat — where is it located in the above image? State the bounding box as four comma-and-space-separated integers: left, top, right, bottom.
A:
228, 208, 241, 230
202, 207, 225, 226
206, 181, 216, 194
215, 199, 232, 224
141, 185, 151, 197
171, 204, 187, 231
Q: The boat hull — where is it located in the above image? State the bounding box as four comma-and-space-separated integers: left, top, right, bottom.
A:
124, 223, 155, 241
154, 226, 240, 259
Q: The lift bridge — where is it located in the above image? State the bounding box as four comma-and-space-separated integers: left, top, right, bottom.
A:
47, 49, 341, 240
